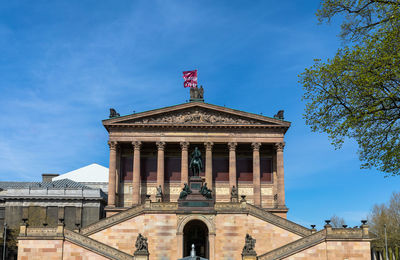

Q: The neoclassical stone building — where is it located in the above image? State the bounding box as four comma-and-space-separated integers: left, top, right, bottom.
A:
17, 92, 372, 260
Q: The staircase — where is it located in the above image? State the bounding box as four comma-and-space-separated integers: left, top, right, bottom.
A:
257, 230, 326, 260
64, 229, 133, 260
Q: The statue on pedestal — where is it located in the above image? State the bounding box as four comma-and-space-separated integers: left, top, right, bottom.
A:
179, 183, 192, 199
242, 234, 257, 256
156, 185, 163, 202
200, 182, 212, 199
231, 185, 238, 202
189, 147, 203, 177
134, 233, 149, 254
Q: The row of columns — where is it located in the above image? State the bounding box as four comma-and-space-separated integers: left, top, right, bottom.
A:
108, 141, 285, 208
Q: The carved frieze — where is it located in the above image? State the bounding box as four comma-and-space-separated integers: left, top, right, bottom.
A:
129, 108, 265, 125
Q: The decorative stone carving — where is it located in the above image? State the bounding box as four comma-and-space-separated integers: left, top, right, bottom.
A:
275, 142, 285, 152
251, 142, 261, 151
242, 234, 257, 256
156, 141, 166, 150
180, 141, 189, 151
190, 85, 204, 100
228, 142, 237, 151
108, 141, 117, 150
131, 108, 264, 125
132, 141, 142, 150
204, 141, 213, 150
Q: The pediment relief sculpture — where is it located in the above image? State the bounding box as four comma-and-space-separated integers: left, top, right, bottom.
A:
124, 108, 267, 125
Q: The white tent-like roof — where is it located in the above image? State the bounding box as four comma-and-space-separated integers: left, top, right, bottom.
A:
53, 163, 108, 183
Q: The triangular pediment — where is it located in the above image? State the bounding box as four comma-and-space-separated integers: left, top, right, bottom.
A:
103, 102, 290, 128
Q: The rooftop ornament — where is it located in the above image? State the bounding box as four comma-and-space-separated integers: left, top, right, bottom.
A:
109, 108, 120, 118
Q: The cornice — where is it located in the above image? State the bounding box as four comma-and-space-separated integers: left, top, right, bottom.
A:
103, 102, 290, 127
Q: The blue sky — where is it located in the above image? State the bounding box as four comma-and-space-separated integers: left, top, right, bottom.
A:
1, 0, 398, 228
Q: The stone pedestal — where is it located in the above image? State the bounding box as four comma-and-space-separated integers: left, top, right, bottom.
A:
178, 176, 214, 212
134, 252, 149, 260
242, 255, 257, 260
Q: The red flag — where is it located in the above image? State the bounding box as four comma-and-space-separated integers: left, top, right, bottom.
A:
183, 70, 197, 88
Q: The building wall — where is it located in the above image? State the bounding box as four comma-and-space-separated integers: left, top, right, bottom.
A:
89, 214, 178, 260
283, 241, 371, 260
18, 239, 63, 260
63, 241, 109, 259
215, 214, 301, 259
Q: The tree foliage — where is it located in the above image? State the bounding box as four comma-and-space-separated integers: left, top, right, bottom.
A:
330, 214, 346, 227
300, 0, 400, 175
369, 192, 400, 254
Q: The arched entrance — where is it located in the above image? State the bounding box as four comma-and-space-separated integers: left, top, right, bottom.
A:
183, 220, 209, 258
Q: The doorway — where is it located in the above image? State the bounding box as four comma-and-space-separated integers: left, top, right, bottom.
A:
183, 220, 209, 258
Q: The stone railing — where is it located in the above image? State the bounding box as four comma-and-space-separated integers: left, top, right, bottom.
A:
4, 188, 104, 198
246, 204, 311, 237
81, 204, 145, 235
258, 230, 326, 260
257, 226, 369, 260
216, 202, 311, 237
25, 227, 58, 237
64, 229, 132, 260
81, 202, 178, 235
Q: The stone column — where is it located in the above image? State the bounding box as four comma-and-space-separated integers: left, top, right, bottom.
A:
156, 141, 166, 194
204, 142, 213, 186
252, 142, 261, 207
132, 141, 142, 206
228, 142, 237, 192
275, 142, 285, 207
107, 141, 117, 207
180, 142, 189, 186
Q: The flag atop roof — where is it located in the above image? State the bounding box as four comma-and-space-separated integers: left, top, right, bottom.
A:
183, 69, 197, 88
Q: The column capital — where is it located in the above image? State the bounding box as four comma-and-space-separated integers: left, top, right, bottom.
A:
156, 141, 166, 150
108, 141, 118, 150
180, 141, 189, 151
251, 142, 261, 151
204, 142, 214, 150
132, 141, 142, 150
275, 142, 285, 152
228, 142, 237, 151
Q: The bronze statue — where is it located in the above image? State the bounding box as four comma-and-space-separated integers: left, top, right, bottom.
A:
189, 147, 203, 176
200, 182, 212, 199
179, 183, 192, 199
109, 108, 120, 118
135, 233, 148, 253
274, 110, 284, 120
242, 234, 256, 255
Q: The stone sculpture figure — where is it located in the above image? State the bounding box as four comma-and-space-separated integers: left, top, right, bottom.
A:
231, 185, 238, 198
156, 185, 163, 197
179, 183, 192, 199
109, 108, 120, 118
189, 147, 203, 176
274, 110, 284, 120
200, 182, 212, 199
242, 234, 257, 255
199, 85, 204, 99
135, 233, 149, 253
